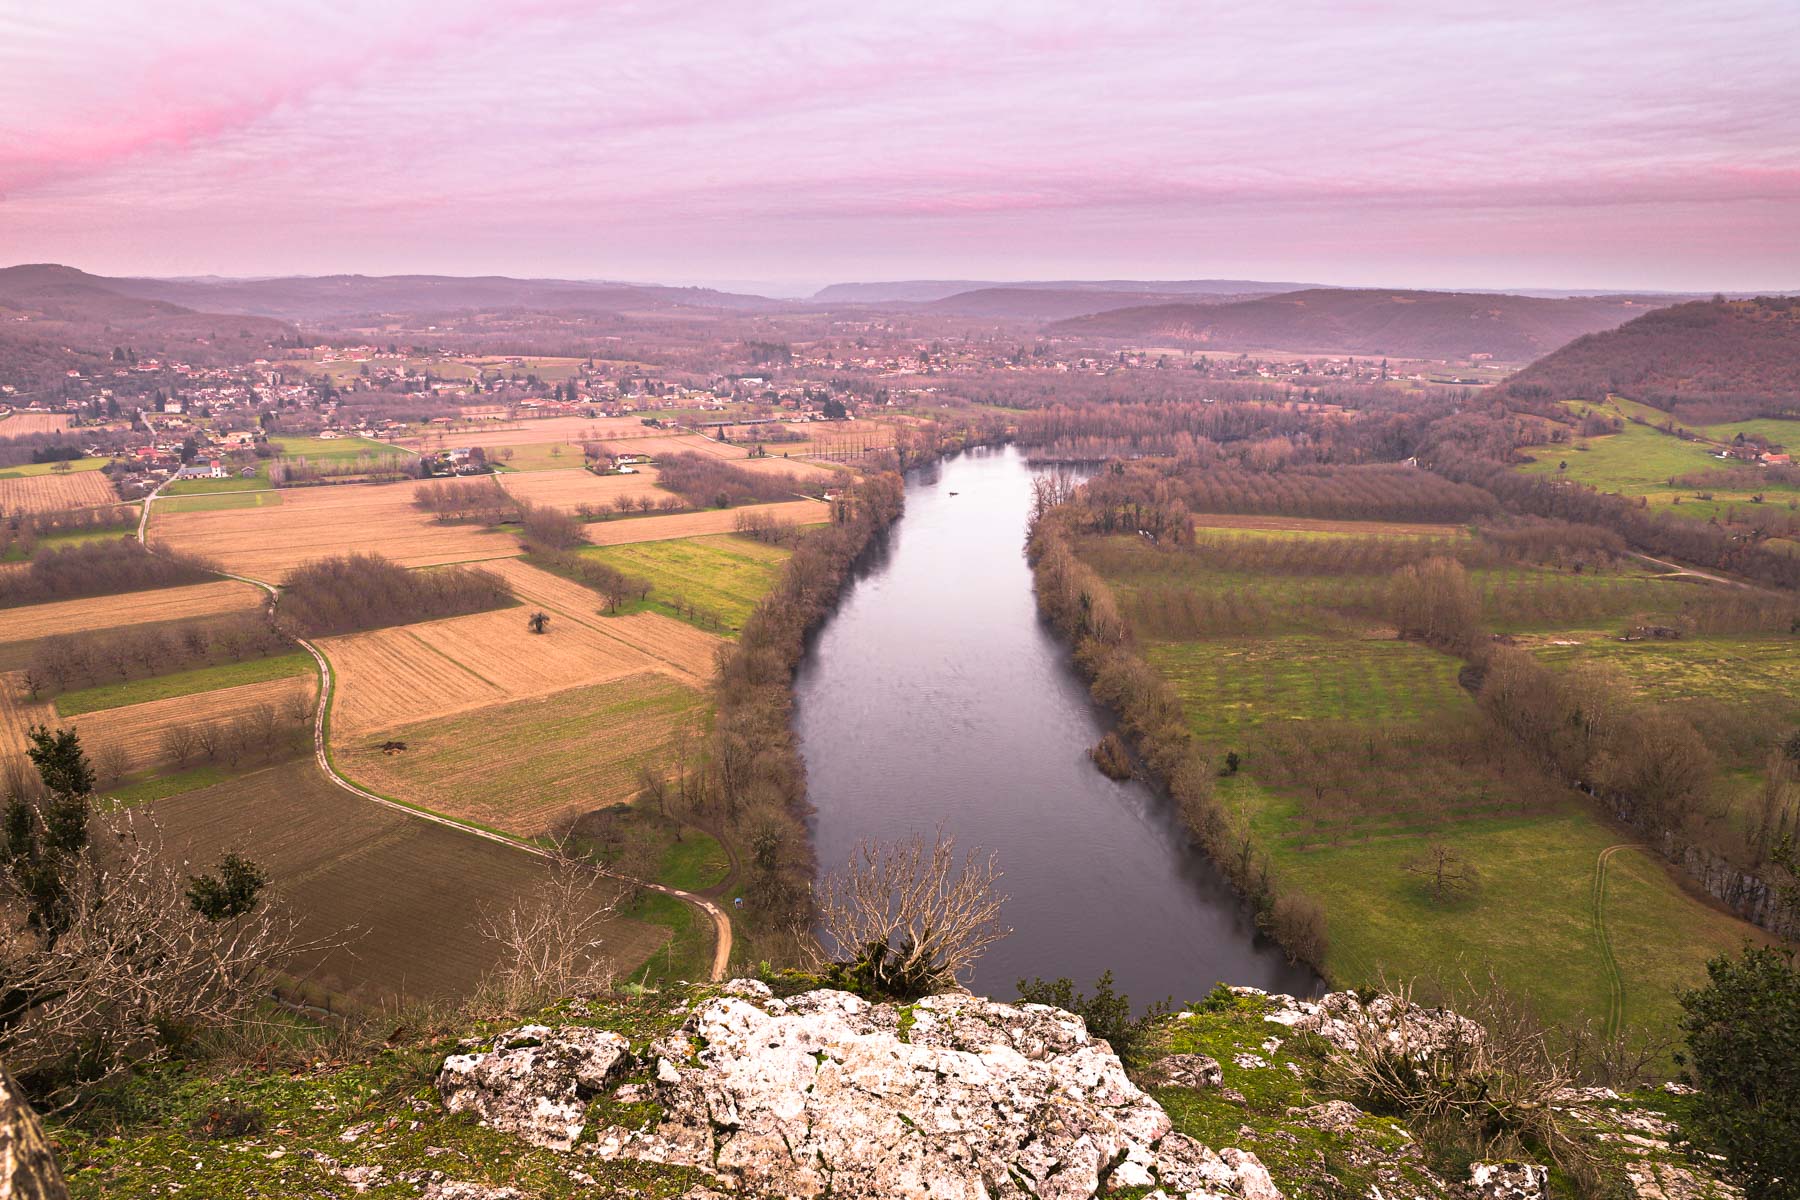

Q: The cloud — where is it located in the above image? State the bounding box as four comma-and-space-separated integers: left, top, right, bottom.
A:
0, 0, 1795, 288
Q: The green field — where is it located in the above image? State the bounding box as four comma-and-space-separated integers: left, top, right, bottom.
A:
490, 441, 588, 471
158, 489, 284, 513
585, 533, 792, 632
0, 456, 111, 478
1224, 775, 1758, 1037
54, 652, 313, 716
1145, 636, 1465, 742
1518, 399, 1800, 517
1085, 524, 1770, 1043
163, 473, 271, 495
271, 434, 408, 462
1533, 634, 1800, 711
1, 526, 135, 561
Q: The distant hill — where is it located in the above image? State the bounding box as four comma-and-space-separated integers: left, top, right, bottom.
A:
813, 278, 1321, 305
0, 264, 294, 386
1047, 289, 1667, 361
98, 273, 783, 321
919, 287, 1268, 321
1501, 296, 1800, 419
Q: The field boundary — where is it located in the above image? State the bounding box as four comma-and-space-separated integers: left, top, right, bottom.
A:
138, 481, 732, 982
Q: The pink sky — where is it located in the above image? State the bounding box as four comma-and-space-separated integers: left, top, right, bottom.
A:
1, 1, 1795, 293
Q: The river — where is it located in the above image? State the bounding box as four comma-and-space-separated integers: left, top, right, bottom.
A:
794, 445, 1317, 1004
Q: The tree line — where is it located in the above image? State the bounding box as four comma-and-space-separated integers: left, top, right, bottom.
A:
20, 611, 292, 701
649, 451, 812, 508
1027, 493, 1329, 970
0, 540, 217, 610
278, 554, 514, 637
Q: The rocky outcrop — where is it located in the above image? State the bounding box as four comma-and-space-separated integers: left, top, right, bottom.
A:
438, 982, 1283, 1199
437, 1024, 630, 1151
0, 1062, 67, 1200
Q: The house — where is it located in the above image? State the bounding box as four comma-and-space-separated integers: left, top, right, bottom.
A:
174, 459, 228, 480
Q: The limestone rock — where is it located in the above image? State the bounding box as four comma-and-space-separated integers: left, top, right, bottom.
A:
436, 1024, 630, 1151
1245, 987, 1483, 1058
1145, 1053, 1225, 1090
1469, 1161, 1548, 1200
0, 1062, 67, 1200
453, 987, 1282, 1199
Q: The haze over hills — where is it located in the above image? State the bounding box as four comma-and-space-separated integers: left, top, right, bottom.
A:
96, 272, 782, 321
1047, 288, 1674, 361
1501, 295, 1800, 419
916, 287, 1276, 321
813, 278, 1324, 304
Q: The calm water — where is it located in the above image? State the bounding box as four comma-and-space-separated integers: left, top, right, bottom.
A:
794, 445, 1317, 1004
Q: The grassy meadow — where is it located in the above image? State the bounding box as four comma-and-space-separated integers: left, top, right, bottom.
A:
1082, 519, 1776, 1042
585, 532, 792, 632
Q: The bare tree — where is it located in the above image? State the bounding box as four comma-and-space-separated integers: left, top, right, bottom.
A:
1403, 842, 1481, 902
817, 830, 1010, 998
93, 742, 130, 788
0, 811, 305, 1110
160, 724, 199, 767
476, 847, 618, 1014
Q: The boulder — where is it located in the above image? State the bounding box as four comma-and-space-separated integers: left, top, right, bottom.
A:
436, 1024, 630, 1151
0, 1062, 67, 1200
1469, 1161, 1548, 1200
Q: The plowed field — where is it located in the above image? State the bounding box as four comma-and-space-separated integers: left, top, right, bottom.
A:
0, 579, 266, 643
581, 500, 827, 546
0, 469, 117, 514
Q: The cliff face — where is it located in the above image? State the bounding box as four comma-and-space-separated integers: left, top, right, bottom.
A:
35, 981, 1737, 1200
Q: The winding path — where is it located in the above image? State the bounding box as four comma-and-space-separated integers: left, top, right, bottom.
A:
138, 482, 732, 981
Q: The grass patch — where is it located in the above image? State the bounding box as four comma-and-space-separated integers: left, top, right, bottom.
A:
271, 434, 411, 462
157, 489, 284, 513
659, 831, 730, 892
0, 457, 111, 479
99, 764, 229, 809
626, 892, 715, 985
584, 533, 791, 632
54, 651, 314, 716
163, 474, 272, 495
1, 526, 135, 561
1145, 636, 1466, 742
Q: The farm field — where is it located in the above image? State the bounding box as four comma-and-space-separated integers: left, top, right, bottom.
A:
0, 672, 312, 776
0, 579, 265, 643
150, 763, 668, 1004
336, 672, 706, 836
1085, 516, 1772, 1042
1189, 513, 1471, 538
158, 489, 283, 513
322, 605, 667, 734
495, 465, 665, 511
585, 532, 792, 631
0, 412, 73, 435
597, 432, 748, 461
1145, 635, 1465, 742
0, 468, 117, 513
397, 415, 669, 451
162, 474, 272, 496
0, 456, 111, 479
271, 434, 407, 462
581, 499, 828, 546
1532, 634, 1800, 712
54, 651, 313, 716
150, 478, 518, 580
479, 559, 724, 679
487, 441, 589, 470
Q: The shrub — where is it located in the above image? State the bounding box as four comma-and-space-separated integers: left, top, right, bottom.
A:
1266, 893, 1329, 969
1677, 944, 1800, 1200
1015, 971, 1170, 1066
